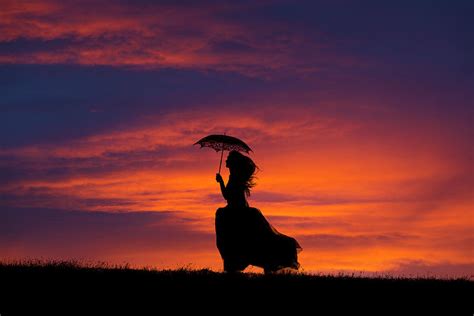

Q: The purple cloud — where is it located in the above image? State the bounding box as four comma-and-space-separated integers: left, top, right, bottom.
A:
0, 207, 214, 262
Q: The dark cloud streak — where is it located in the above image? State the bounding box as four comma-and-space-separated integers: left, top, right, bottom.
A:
0, 207, 214, 259
297, 232, 418, 251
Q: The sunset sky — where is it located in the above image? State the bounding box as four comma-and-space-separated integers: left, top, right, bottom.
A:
1, 0, 473, 277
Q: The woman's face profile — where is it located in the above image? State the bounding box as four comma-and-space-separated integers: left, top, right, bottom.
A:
226, 154, 236, 169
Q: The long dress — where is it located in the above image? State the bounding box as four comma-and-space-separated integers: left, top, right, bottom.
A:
215, 177, 302, 272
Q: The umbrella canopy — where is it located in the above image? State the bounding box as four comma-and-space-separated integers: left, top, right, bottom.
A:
194, 134, 252, 173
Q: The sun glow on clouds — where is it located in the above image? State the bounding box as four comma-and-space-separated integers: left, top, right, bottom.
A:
0, 0, 341, 77
1, 104, 472, 274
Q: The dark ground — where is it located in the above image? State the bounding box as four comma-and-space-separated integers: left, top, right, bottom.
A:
1, 261, 472, 314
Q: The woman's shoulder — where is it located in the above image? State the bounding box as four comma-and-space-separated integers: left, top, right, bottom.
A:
216, 206, 235, 217
216, 206, 227, 215
216, 205, 258, 214
245, 206, 262, 213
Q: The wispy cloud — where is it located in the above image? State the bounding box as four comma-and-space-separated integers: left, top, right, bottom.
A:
0, 106, 356, 216
0, 0, 357, 77
0, 207, 215, 267
384, 260, 474, 278
298, 232, 418, 250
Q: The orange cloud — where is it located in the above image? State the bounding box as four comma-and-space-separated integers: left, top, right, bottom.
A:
0, 103, 472, 275
0, 0, 357, 77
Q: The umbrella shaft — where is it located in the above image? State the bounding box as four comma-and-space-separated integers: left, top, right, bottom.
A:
218, 149, 224, 173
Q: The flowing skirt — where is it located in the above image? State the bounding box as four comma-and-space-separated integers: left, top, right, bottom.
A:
215, 206, 302, 272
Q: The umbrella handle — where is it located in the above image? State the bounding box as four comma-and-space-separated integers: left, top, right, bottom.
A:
218, 148, 224, 173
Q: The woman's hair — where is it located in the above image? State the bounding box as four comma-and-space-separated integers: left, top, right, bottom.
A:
227, 150, 259, 197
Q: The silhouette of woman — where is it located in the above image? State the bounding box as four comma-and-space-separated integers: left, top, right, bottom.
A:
215, 150, 302, 273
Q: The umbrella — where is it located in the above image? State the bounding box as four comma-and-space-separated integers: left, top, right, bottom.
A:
194, 134, 252, 173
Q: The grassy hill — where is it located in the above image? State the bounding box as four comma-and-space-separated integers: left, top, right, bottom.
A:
1, 260, 472, 314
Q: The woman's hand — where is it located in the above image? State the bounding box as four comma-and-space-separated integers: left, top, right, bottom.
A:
216, 173, 224, 184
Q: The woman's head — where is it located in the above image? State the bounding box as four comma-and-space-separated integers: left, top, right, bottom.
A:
225, 150, 258, 196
